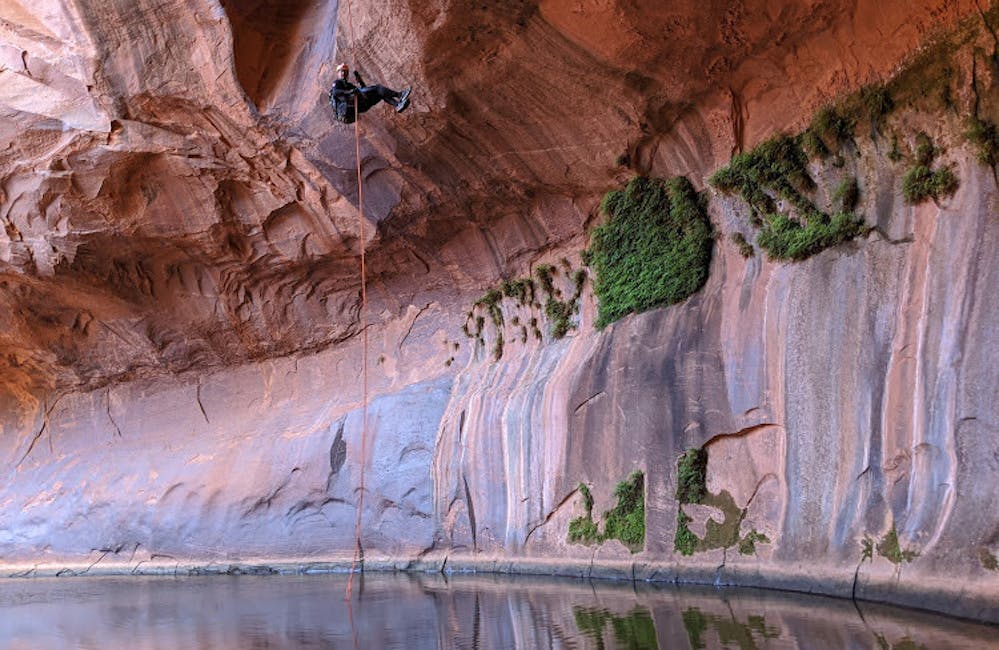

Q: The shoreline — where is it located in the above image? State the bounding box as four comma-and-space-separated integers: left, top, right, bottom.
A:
2, 554, 995, 625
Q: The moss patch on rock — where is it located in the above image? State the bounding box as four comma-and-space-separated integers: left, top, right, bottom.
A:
673, 446, 772, 557
979, 547, 998, 571
861, 524, 919, 565
738, 529, 771, 556
567, 483, 600, 544
876, 525, 919, 564
674, 510, 698, 556
587, 176, 713, 328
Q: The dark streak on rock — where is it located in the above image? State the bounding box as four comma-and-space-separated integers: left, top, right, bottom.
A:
524, 485, 583, 547
16, 393, 65, 468
742, 472, 779, 511
702, 422, 778, 449
399, 442, 431, 462
195, 381, 210, 424
397, 302, 431, 350
243, 467, 301, 518
462, 474, 478, 553
106, 387, 123, 437
572, 391, 606, 415
327, 419, 347, 491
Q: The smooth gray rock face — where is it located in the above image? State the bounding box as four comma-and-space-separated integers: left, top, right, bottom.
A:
0, 374, 451, 564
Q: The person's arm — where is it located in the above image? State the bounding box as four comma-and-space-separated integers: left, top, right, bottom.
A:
353, 71, 366, 87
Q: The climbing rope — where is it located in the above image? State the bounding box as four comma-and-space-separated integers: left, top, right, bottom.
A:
342, 0, 368, 604
345, 95, 369, 602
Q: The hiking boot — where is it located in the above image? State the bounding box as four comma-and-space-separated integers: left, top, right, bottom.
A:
396, 87, 412, 113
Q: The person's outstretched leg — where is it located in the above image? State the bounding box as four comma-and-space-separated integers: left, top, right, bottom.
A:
357, 85, 399, 110
356, 85, 412, 114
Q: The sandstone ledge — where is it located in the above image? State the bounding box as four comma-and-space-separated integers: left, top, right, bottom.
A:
3, 553, 995, 624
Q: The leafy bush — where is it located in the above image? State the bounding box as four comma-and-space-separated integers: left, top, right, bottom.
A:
567, 516, 600, 544
602, 471, 645, 551
501, 278, 535, 305
861, 84, 894, 132
966, 116, 999, 167
587, 176, 713, 327
535, 264, 556, 296
876, 525, 918, 564
812, 105, 856, 143
756, 212, 867, 261
475, 289, 504, 327
676, 448, 708, 504
567, 474, 645, 552
799, 128, 830, 159
832, 176, 859, 212
730, 232, 754, 258
710, 135, 813, 217
674, 510, 698, 556
901, 132, 959, 204
914, 132, 936, 166
901, 165, 958, 204
544, 298, 574, 340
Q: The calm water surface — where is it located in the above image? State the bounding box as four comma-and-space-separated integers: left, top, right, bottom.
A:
0, 572, 993, 649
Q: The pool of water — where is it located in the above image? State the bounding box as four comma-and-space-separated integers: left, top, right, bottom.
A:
0, 572, 992, 648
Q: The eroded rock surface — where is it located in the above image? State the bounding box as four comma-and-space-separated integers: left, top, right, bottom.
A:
0, 0, 997, 622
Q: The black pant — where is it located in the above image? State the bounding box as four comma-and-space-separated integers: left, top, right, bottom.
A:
356, 85, 401, 112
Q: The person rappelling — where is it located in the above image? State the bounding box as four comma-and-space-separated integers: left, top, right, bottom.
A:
328, 63, 412, 124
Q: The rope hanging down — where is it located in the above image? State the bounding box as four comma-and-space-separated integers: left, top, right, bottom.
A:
346, 93, 369, 601
342, 0, 367, 604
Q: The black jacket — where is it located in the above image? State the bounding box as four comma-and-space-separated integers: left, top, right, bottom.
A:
329, 73, 367, 123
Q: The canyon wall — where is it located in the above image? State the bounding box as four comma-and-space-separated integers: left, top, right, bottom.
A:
0, 0, 996, 622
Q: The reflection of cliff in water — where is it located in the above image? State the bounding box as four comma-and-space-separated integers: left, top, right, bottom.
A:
0, 572, 990, 649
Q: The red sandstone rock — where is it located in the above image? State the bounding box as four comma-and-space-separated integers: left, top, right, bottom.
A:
0, 0, 996, 623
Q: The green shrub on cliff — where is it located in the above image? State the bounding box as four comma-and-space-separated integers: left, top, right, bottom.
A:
676, 447, 708, 505
602, 471, 645, 551
901, 165, 958, 203
710, 135, 814, 220
710, 131, 870, 261
730, 232, 755, 258
568, 483, 600, 545
876, 525, 919, 564
566, 473, 646, 553
587, 176, 713, 327
966, 116, 999, 167
674, 510, 698, 556
756, 212, 868, 262
901, 132, 959, 204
